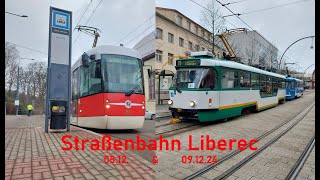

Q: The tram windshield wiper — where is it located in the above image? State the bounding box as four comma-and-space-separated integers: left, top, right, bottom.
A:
125, 84, 140, 96
175, 86, 182, 93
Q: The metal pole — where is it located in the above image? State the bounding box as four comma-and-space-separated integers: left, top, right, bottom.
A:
15, 66, 20, 115
279, 36, 315, 69
26, 84, 29, 105
212, 5, 215, 56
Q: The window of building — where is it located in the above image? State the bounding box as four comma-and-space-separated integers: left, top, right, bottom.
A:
204, 32, 207, 39
187, 21, 191, 30
156, 50, 163, 62
168, 53, 174, 65
260, 75, 266, 96
201, 47, 205, 51
188, 41, 193, 50
176, 16, 182, 26
195, 44, 200, 51
221, 68, 238, 89
149, 74, 155, 100
156, 28, 163, 39
195, 26, 199, 35
201, 30, 204, 37
168, 33, 174, 43
240, 71, 251, 88
251, 73, 259, 88
179, 37, 184, 47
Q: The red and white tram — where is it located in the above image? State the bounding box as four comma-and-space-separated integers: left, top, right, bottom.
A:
71, 45, 145, 129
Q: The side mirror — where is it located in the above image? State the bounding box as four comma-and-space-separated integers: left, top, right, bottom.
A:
82, 52, 90, 67
147, 69, 151, 78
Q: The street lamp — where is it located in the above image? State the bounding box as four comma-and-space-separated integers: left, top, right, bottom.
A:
279, 35, 315, 69
5, 11, 28, 18
15, 57, 35, 115
302, 64, 314, 87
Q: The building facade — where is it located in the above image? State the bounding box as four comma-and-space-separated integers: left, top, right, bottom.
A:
155, 7, 224, 109
217, 29, 279, 70
133, 32, 156, 113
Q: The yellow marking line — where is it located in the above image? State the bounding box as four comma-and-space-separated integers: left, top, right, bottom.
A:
219, 101, 257, 110
258, 103, 278, 110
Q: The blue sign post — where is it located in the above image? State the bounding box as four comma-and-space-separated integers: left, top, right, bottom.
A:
45, 7, 72, 133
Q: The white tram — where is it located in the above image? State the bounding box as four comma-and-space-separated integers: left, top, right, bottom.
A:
168, 52, 286, 122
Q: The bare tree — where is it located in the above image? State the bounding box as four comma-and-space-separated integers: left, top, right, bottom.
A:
5, 43, 19, 94
200, 0, 226, 55
245, 40, 259, 66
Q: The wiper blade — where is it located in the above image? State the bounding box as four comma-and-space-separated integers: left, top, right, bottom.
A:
176, 86, 182, 93
125, 85, 140, 96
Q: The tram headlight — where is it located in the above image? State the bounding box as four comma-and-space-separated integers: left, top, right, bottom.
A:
106, 105, 110, 109
168, 100, 173, 105
142, 105, 145, 109
189, 101, 195, 107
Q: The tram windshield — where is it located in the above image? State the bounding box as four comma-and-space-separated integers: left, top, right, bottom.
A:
101, 54, 144, 94
172, 68, 217, 89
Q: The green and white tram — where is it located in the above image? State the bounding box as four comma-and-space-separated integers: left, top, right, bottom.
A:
168, 52, 286, 122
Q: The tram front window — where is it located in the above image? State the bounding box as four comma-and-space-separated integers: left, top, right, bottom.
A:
101, 54, 144, 94
172, 68, 217, 89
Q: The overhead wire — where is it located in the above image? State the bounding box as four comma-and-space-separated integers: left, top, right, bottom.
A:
240, 0, 312, 16
73, 0, 103, 45
73, 0, 93, 33
187, 0, 294, 64
113, 14, 155, 46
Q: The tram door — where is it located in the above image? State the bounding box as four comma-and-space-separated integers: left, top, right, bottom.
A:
71, 68, 80, 125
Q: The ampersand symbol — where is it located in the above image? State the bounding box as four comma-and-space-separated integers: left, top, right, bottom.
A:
152, 156, 158, 165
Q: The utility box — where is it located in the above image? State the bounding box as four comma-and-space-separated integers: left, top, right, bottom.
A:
50, 101, 67, 129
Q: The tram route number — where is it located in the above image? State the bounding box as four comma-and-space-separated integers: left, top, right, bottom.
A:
104, 155, 128, 164
181, 155, 218, 164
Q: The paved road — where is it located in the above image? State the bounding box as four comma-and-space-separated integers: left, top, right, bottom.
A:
84, 120, 155, 163
155, 91, 315, 179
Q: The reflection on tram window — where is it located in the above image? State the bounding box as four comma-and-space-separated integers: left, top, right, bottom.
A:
172, 68, 217, 89
260, 75, 266, 96
240, 71, 251, 88
101, 55, 144, 94
221, 68, 238, 89
251, 73, 259, 88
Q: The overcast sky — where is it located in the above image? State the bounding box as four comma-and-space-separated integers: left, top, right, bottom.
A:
5, 0, 155, 66
156, 0, 315, 74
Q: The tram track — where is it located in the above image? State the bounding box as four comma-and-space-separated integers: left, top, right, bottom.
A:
285, 134, 315, 180
183, 101, 315, 180
155, 122, 201, 138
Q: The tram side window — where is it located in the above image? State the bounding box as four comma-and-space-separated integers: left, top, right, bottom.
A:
199, 68, 217, 89
80, 66, 89, 97
272, 78, 278, 96
266, 76, 272, 96
88, 61, 102, 95
259, 75, 266, 96
221, 68, 238, 89
72, 68, 80, 99
240, 71, 250, 88
251, 73, 259, 88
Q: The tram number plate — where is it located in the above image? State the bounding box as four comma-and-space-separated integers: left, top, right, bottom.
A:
188, 83, 195, 88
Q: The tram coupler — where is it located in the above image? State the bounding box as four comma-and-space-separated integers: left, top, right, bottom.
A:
170, 118, 181, 124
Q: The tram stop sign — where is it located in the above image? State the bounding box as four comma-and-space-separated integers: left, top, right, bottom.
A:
45, 7, 72, 133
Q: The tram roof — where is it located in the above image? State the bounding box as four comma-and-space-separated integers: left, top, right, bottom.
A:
286, 77, 303, 82
181, 58, 286, 79
72, 45, 141, 70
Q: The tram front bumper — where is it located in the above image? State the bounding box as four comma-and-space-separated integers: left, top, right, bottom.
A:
106, 116, 145, 129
